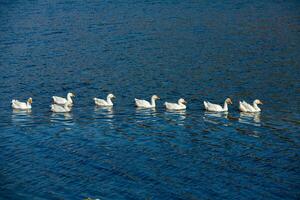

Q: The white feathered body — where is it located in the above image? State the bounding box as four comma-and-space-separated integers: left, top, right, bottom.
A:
165, 102, 186, 110
52, 96, 73, 106
94, 98, 113, 106
12, 100, 31, 110
135, 98, 154, 108
239, 101, 261, 113
203, 101, 226, 112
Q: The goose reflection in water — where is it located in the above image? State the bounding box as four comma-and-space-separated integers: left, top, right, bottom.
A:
203, 111, 229, 126
135, 107, 157, 116
50, 112, 75, 127
164, 109, 186, 126
11, 109, 33, 126
135, 107, 158, 124
94, 106, 115, 129
94, 106, 114, 118
239, 112, 261, 126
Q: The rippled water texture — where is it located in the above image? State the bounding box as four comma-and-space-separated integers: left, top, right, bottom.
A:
0, 1, 299, 199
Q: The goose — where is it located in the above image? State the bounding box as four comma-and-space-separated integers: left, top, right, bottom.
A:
11, 97, 32, 110
52, 92, 75, 106
94, 93, 116, 107
51, 103, 71, 113
239, 99, 263, 112
135, 95, 160, 108
165, 98, 187, 110
204, 98, 232, 112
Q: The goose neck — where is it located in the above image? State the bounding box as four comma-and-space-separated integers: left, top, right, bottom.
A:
253, 101, 261, 111
151, 97, 156, 107
107, 96, 113, 105
67, 94, 73, 104
223, 101, 228, 111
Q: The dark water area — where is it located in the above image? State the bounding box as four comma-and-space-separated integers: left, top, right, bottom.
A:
0, 0, 299, 199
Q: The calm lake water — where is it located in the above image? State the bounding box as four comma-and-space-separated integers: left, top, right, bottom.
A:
0, 0, 299, 199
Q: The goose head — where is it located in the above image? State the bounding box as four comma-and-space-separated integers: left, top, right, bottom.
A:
27, 97, 33, 104
151, 95, 160, 100
225, 98, 233, 104
178, 98, 187, 105
254, 99, 263, 105
107, 93, 116, 99
68, 92, 75, 97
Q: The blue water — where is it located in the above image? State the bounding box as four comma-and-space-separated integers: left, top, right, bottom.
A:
0, 0, 300, 199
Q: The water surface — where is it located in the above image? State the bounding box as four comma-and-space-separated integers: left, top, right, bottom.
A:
0, 0, 299, 199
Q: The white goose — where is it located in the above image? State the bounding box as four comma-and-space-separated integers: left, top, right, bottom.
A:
94, 94, 116, 107
51, 103, 71, 113
12, 98, 32, 110
135, 95, 160, 108
239, 99, 263, 112
204, 98, 232, 112
52, 92, 75, 106
165, 98, 187, 110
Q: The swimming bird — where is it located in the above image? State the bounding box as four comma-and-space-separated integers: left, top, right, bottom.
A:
11, 97, 32, 110
239, 99, 263, 112
135, 95, 160, 108
52, 92, 75, 106
51, 103, 71, 113
203, 98, 232, 112
165, 98, 187, 110
94, 93, 116, 107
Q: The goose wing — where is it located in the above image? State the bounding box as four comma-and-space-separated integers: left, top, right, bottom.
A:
239, 101, 248, 112
165, 102, 180, 110
52, 96, 67, 105
94, 98, 108, 106
12, 100, 27, 109
204, 101, 223, 111
135, 98, 151, 107
242, 101, 255, 112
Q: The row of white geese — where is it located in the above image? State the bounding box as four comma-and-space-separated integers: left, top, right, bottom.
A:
11, 92, 263, 113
